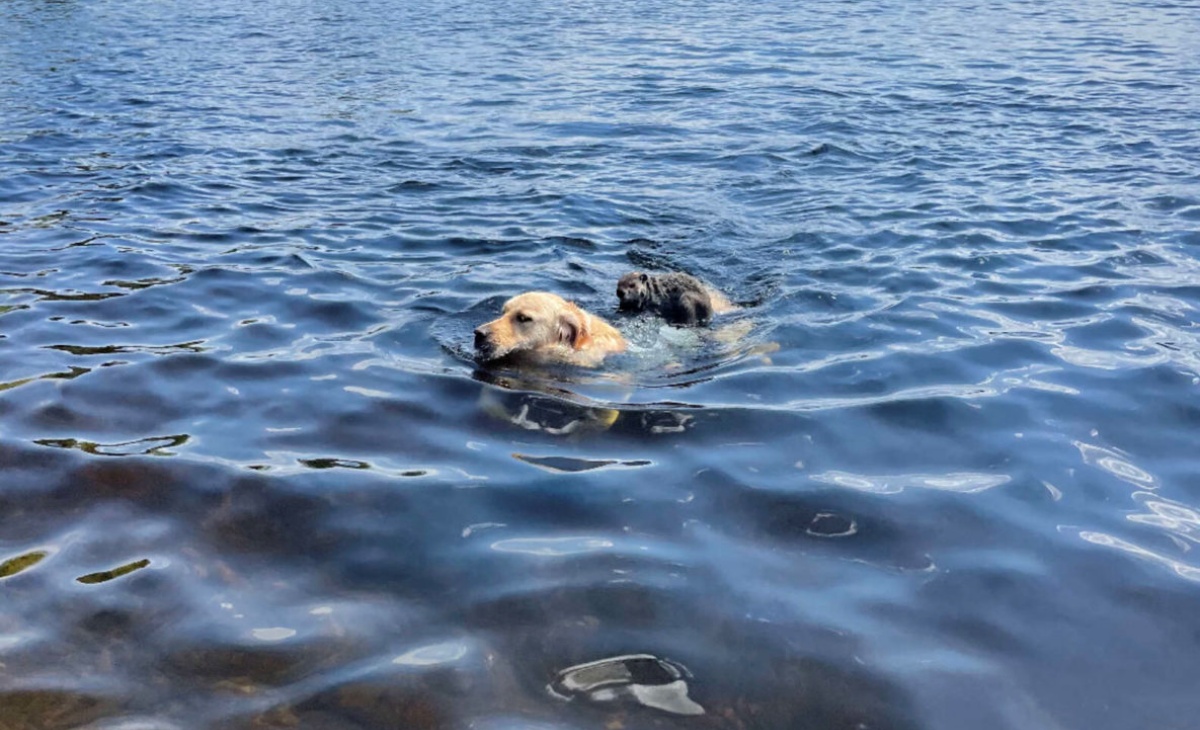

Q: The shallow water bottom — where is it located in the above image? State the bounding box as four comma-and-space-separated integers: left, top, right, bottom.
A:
3, 396, 1199, 730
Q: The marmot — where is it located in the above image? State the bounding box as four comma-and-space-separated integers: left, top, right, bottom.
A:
616, 271, 716, 326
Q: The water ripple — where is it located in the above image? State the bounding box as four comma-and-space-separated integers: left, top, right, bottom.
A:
810, 470, 1011, 495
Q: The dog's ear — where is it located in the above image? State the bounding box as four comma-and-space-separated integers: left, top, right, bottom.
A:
558, 304, 591, 350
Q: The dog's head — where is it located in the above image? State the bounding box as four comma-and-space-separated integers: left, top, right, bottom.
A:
616, 272, 651, 311
474, 292, 592, 362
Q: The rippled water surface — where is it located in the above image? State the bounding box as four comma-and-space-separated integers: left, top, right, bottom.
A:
3, 0, 1200, 727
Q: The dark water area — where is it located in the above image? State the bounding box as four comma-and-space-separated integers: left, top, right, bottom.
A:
2, 0, 1200, 727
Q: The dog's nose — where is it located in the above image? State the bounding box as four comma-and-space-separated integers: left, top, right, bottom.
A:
473, 327, 488, 350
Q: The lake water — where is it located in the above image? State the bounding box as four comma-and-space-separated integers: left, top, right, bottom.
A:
2, 0, 1200, 728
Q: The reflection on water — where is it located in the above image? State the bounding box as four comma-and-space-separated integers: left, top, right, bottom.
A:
510, 454, 653, 473
393, 640, 471, 668
3, 0, 1200, 727
0, 549, 49, 578
810, 470, 1011, 494
477, 383, 623, 438
491, 536, 615, 557
1077, 531, 1200, 583
549, 654, 705, 716
1074, 439, 1158, 490
76, 558, 151, 584
36, 434, 189, 457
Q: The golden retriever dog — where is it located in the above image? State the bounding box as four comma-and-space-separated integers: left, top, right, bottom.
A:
474, 291, 627, 367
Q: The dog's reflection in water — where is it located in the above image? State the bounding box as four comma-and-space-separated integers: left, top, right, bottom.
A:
468, 326, 775, 437
472, 368, 623, 437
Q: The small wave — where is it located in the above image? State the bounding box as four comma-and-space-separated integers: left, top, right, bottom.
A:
810, 470, 1011, 494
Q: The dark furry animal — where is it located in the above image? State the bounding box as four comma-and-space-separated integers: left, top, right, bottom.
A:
616, 271, 714, 326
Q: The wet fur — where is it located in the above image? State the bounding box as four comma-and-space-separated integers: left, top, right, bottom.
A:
616, 272, 733, 326
474, 291, 627, 367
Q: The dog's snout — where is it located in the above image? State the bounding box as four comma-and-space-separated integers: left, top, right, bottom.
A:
473, 327, 488, 349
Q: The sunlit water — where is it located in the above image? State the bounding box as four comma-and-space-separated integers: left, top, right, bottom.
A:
2, 0, 1199, 728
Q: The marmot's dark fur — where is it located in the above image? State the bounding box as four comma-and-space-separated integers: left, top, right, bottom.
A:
616, 271, 713, 326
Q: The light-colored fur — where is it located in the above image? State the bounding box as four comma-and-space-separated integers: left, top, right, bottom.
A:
707, 286, 736, 314
474, 292, 627, 367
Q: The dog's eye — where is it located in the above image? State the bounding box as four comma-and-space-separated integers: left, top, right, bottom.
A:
515, 313, 533, 323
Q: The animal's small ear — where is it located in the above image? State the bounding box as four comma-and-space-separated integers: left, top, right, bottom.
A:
557, 316, 578, 347
639, 273, 649, 283
558, 306, 591, 350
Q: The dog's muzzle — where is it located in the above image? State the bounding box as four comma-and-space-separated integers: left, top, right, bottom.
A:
474, 327, 496, 359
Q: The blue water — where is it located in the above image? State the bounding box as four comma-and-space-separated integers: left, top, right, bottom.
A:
2, 0, 1200, 727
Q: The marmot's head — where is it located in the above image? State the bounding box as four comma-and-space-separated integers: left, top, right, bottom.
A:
616, 272, 652, 311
